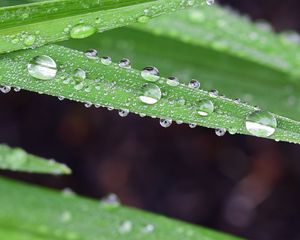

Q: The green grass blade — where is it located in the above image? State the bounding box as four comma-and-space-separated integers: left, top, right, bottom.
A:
132, 5, 300, 79
0, 0, 207, 54
0, 177, 241, 240
0, 144, 71, 174
0, 44, 300, 144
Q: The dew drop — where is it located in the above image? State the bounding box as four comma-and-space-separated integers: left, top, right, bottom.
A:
139, 83, 162, 104
160, 119, 172, 128
84, 49, 98, 59
70, 24, 96, 39
142, 224, 155, 234
188, 79, 200, 89
189, 123, 197, 128
101, 56, 112, 65
119, 58, 131, 69
206, 0, 215, 5
58, 96, 65, 101
197, 99, 214, 116
166, 76, 180, 86
118, 109, 129, 117
0, 86, 11, 94
24, 34, 36, 46
138, 15, 150, 23
209, 89, 218, 98
27, 55, 57, 80
60, 211, 72, 223
245, 111, 277, 137
73, 68, 86, 81
141, 67, 160, 82
101, 193, 120, 209
215, 128, 226, 137
118, 220, 132, 234
14, 87, 21, 92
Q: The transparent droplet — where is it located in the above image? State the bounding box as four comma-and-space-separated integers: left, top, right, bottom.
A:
138, 15, 150, 23
74, 68, 86, 81
139, 83, 162, 104
197, 99, 214, 116
160, 119, 172, 128
58, 96, 65, 101
24, 34, 36, 46
84, 102, 92, 108
70, 24, 96, 39
215, 128, 226, 137
101, 56, 112, 65
189, 123, 197, 128
60, 211, 72, 223
206, 0, 214, 5
188, 79, 200, 89
209, 89, 218, 98
84, 49, 98, 59
118, 109, 129, 117
141, 67, 160, 82
119, 58, 131, 69
101, 193, 120, 209
28, 55, 57, 80
245, 111, 277, 137
119, 220, 132, 234
141, 224, 155, 234
0, 86, 11, 94
14, 87, 21, 92
166, 76, 180, 86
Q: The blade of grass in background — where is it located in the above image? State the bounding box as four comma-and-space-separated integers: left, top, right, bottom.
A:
0, 177, 242, 240
0, 144, 71, 174
0, 0, 208, 54
0, 44, 300, 144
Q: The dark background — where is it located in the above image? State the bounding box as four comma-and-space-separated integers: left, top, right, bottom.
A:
1, 1, 300, 239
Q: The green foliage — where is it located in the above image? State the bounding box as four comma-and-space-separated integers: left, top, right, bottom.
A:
0, 0, 206, 54
0, 177, 242, 240
0, 144, 71, 174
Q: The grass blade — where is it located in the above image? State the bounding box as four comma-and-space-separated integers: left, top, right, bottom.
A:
0, 144, 71, 174
0, 176, 241, 240
0, 44, 300, 144
0, 0, 207, 54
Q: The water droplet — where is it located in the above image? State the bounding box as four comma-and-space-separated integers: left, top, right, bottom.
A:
58, 96, 65, 101
0, 86, 11, 93
84, 102, 92, 108
188, 79, 200, 89
189, 123, 197, 128
138, 15, 150, 23
74, 68, 86, 80
141, 224, 155, 234
118, 220, 132, 234
101, 56, 112, 65
166, 76, 180, 86
139, 83, 162, 104
14, 87, 21, 92
206, 0, 214, 5
84, 49, 98, 59
28, 55, 57, 80
215, 128, 226, 137
141, 67, 160, 82
24, 34, 36, 46
209, 89, 218, 98
245, 111, 277, 137
119, 58, 131, 69
160, 119, 172, 128
60, 211, 72, 223
101, 193, 120, 209
197, 99, 214, 116
118, 109, 129, 117
70, 24, 96, 39
62, 188, 75, 197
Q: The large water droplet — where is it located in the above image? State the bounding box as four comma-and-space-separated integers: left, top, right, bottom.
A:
139, 83, 161, 105
101, 56, 112, 65
166, 76, 180, 86
188, 79, 200, 89
245, 111, 277, 137
70, 24, 96, 39
160, 119, 172, 128
28, 55, 57, 80
197, 99, 214, 116
141, 67, 160, 82
84, 49, 98, 59
119, 58, 131, 69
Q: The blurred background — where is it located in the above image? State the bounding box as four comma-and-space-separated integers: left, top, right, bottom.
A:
1, 0, 300, 239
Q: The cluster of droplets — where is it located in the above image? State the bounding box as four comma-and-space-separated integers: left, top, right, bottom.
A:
25, 50, 279, 140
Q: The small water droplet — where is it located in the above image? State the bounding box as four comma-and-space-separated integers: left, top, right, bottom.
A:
84, 49, 98, 59
74, 68, 86, 80
215, 128, 226, 137
139, 83, 162, 104
141, 67, 160, 82
14, 87, 21, 92
206, 0, 214, 5
141, 224, 155, 234
245, 111, 277, 137
197, 99, 214, 116
188, 79, 200, 89
28, 55, 57, 80
160, 119, 172, 128
101, 56, 112, 65
166, 76, 180, 86
0, 86, 11, 93
118, 109, 129, 117
138, 15, 150, 23
70, 24, 96, 39
119, 58, 131, 69
58, 96, 65, 101
60, 211, 72, 223
118, 220, 132, 234
189, 123, 197, 128
101, 193, 120, 209
209, 89, 218, 98
24, 34, 36, 46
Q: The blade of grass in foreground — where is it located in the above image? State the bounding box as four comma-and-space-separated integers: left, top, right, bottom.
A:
0, 44, 300, 144
0, 144, 71, 174
0, 177, 242, 240
0, 0, 208, 54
